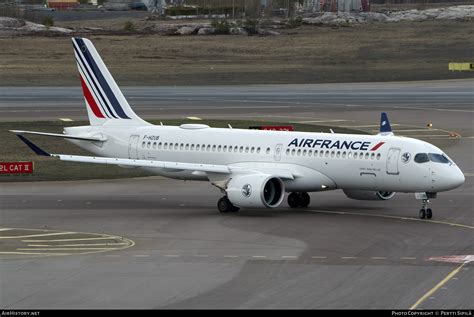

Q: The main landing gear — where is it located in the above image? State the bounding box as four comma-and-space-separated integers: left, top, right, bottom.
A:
288, 192, 310, 208
217, 196, 240, 213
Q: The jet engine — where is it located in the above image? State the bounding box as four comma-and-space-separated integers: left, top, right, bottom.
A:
343, 189, 396, 201
227, 174, 285, 208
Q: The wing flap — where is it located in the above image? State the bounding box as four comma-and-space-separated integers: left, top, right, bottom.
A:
55, 154, 230, 173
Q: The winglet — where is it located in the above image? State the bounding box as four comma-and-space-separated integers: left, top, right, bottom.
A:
15, 134, 51, 156
379, 112, 393, 135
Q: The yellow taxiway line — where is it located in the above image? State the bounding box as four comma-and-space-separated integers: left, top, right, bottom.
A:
410, 262, 468, 310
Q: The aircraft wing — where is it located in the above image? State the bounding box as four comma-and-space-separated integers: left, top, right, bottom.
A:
14, 134, 298, 178
15, 133, 229, 173
10, 130, 106, 142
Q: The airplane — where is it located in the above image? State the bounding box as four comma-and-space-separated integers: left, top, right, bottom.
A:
11, 37, 465, 219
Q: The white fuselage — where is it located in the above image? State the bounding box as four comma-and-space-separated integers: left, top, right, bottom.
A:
65, 123, 465, 194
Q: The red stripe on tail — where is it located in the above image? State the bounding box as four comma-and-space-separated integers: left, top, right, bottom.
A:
370, 142, 385, 151
79, 75, 105, 118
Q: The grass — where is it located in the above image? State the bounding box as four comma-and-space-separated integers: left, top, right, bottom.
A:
0, 20, 473, 86
0, 119, 365, 182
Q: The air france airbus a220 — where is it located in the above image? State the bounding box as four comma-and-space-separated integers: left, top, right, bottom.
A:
12, 37, 465, 219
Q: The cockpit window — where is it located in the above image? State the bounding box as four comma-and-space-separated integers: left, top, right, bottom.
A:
428, 153, 450, 164
414, 153, 429, 163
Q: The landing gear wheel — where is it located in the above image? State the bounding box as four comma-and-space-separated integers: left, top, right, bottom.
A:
299, 192, 310, 208
419, 209, 426, 219
288, 192, 300, 208
426, 208, 433, 219
218, 197, 232, 213
217, 196, 239, 213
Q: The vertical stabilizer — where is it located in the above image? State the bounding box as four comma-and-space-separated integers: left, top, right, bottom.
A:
379, 112, 394, 136
72, 37, 149, 126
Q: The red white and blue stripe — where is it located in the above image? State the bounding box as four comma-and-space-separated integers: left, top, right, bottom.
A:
72, 37, 130, 119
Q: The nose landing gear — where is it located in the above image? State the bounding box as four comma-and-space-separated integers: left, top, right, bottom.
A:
419, 199, 433, 219
416, 192, 436, 219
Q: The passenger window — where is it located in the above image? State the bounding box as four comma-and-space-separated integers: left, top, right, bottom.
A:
207, 145, 211, 151
428, 153, 450, 164
196, 144, 200, 151
153, 142, 156, 149
266, 147, 270, 154
251, 147, 255, 153
185, 144, 189, 150
234, 147, 238, 153
239, 146, 243, 153
376, 153, 381, 160
320, 151, 324, 158
365, 153, 369, 160
223, 146, 227, 152
180, 143, 184, 150
218, 145, 221, 152
228, 146, 232, 152
245, 147, 249, 153
354, 153, 358, 159
257, 147, 261, 154
291, 149, 295, 155
191, 144, 195, 150
212, 145, 216, 152
414, 153, 429, 163
164, 143, 168, 149
174, 144, 178, 150
158, 142, 162, 149
308, 150, 312, 156
303, 149, 307, 156
142, 141, 146, 148
147, 142, 151, 149
348, 152, 352, 158
286, 149, 290, 155
370, 153, 375, 160
342, 151, 346, 158
297, 149, 301, 156
330, 151, 335, 158
336, 151, 340, 158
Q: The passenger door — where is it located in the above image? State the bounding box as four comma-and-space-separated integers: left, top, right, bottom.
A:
128, 135, 139, 159
386, 148, 400, 175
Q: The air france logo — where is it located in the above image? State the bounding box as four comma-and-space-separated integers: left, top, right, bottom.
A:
241, 184, 252, 198
381, 120, 387, 126
288, 138, 385, 151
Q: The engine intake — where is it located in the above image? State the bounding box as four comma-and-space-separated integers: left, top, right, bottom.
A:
227, 174, 285, 208
343, 189, 396, 201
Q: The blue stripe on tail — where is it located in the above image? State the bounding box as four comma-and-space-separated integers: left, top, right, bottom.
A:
75, 38, 130, 119
72, 41, 116, 119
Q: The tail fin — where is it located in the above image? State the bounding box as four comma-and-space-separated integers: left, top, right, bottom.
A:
378, 112, 394, 136
72, 37, 149, 126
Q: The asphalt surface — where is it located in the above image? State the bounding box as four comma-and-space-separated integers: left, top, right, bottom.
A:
0, 80, 473, 309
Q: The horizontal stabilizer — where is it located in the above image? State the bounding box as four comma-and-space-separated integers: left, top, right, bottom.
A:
10, 130, 106, 142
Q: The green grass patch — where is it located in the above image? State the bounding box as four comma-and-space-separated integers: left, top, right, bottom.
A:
0, 119, 366, 182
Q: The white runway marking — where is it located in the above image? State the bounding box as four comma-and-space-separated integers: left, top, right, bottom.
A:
22, 237, 122, 242
0, 232, 76, 239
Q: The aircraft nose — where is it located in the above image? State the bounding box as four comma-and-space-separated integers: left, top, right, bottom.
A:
448, 167, 465, 190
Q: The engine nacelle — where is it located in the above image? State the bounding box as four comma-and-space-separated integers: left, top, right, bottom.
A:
343, 189, 396, 201
227, 174, 285, 208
